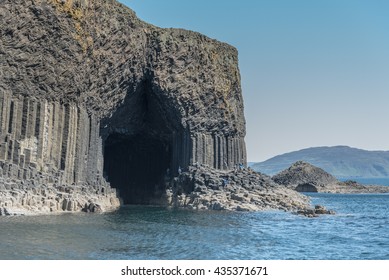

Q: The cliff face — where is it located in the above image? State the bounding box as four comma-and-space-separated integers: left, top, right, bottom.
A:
0, 0, 246, 206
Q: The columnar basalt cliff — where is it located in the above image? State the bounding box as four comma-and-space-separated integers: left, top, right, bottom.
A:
1, 0, 324, 216
0, 0, 249, 213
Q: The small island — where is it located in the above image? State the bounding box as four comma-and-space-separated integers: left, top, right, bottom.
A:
273, 161, 389, 194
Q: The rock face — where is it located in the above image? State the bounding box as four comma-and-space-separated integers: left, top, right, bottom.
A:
0, 0, 247, 212
164, 165, 311, 212
0, 176, 120, 215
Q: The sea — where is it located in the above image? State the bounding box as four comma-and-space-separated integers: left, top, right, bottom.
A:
1, 179, 389, 260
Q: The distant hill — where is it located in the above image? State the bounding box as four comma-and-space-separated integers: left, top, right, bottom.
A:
251, 146, 389, 178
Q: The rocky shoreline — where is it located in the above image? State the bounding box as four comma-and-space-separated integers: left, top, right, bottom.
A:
0, 164, 335, 217
321, 179, 389, 194
299, 182, 389, 194
1, 162, 385, 217
0, 177, 120, 216
163, 165, 333, 216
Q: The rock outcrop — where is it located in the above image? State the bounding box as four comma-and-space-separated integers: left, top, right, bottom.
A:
296, 205, 335, 218
273, 161, 338, 189
0, 176, 120, 215
164, 165, 311, 212
273, 161, 389, 194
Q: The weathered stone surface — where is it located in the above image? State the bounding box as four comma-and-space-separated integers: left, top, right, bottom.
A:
297, 205, 335, 218
162, 165, 313, 213
0, 0, 247, 210
0, 176, 120, 216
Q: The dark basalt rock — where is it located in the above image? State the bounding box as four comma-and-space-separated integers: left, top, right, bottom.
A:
297, 205, 335, 218
162, 164, 311, 212
0, 0, 246, 209
273, 161, 338, 188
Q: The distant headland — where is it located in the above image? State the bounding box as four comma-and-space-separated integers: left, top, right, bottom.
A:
251, 146, 389, 178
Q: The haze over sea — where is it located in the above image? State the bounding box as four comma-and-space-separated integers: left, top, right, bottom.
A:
1, 188, 389, 260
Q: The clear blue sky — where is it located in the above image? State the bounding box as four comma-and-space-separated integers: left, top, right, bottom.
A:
119, 0, 389, 162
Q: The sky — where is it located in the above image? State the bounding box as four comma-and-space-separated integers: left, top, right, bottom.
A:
118, 0, 389, 162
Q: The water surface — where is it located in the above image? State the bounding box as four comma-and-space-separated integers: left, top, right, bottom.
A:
0, 193, 388, 260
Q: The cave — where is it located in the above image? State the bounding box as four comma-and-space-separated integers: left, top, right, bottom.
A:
103, 133, 171, 204
101, 79, 179, 205
295, 183, 318, 193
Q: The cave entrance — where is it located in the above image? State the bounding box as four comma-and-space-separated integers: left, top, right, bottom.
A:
103, 133, 171, 205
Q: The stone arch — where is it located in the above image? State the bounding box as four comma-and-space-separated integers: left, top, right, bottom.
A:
295, 183, 318, 193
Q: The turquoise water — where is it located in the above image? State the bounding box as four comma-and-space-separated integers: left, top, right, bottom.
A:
0, 193, 388, 260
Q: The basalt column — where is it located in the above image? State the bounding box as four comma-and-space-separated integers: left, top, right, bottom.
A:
190, 133, 246, 170
0, 92, 105, 186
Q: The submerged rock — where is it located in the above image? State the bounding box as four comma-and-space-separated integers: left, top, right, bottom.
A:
297, 205, 335, 218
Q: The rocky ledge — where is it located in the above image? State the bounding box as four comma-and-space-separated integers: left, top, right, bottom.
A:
0, 164, 334, 217
162, 165, 332, 216
0, 177, 120, 216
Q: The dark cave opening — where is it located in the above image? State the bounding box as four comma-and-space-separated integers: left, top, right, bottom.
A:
103, 133, 171, 205
101, 78, 184, 205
